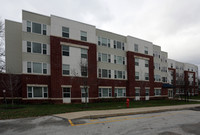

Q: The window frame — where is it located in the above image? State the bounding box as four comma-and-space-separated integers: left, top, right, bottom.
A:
63, 87, 71, 98
62, 64, 70, 75
62, 26, 69, 38
27, 86, 48, 99
81, 31, 87, 41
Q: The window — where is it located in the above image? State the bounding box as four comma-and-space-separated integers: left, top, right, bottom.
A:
32, 22, 41, 34
117, 56, 123, 65
134, 44, 138, 52
81, 88, 88, 97
154, 63, 160, 70
114, 40, 124, 50
32, 42, 41, 53
102, 69, 108, 78
108, 54, 111, 63
123, 57, 125, 65
144, 46, 148, 54
62, 27, 69, 38
43, 24, 47, 35
102, 38, 107, 46
102, 53, 108, 62
33, 62, 42, 73
135, 72, 139, 80
62, 64, 70, 75
98, 37, 101, 45
27, 62, 31, 73
62, 45, 69, 56
154, 89, 161, 96
154, 75, 161, 82
135, 58, 139, 66
27, 86, 48, 98
145, 89, 149, 96
81, 49, 88, 59
98, 68, 101, 77
114, 40, 116, 48
43, 63, 47, 74
162, 77, 167, 83
27, 21, 31, 32
135, 88, 140, 96
81, 65, 88, 76
98, 53, 101, 61
27, 62, 47, 74
63, 87, 71, 98
114, 70, 126, 79
114, 55, 117, 64
145, 73, 149, 80
98, 37, 110, 47
43, 44, 47, 54
99, 88, 112, 98
117, 41, 121, 49
115, 88, 126, 97
27, 41, 31, 52
81, 31, 87, 41
145, 60, 149, 67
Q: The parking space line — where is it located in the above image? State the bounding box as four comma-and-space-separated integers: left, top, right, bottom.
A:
68, 119, 75, 126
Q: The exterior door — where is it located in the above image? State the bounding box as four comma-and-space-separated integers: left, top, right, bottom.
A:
135, 88, 140, 101
62, 87, 71, 103
81, 88, 89, 103
168, 89, 173, 98
145, 89, 149, 100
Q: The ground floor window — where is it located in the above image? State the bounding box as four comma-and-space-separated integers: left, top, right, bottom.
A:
135, 88, 140, 96
114, 88, 126, 97
81, 88, 88, 97
154, 89, 161, 96
145, 89, 149, 96
99, 87, 112, 98
63, 87, 71, 98
27, 86, 48, 98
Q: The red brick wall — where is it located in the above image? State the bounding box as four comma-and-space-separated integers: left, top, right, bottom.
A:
50, 36, 97, 101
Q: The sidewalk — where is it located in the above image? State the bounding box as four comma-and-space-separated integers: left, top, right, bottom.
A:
55, 104, 200, 120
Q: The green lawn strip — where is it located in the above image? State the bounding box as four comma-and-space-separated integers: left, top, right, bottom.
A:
0, 100, 200, 120
189, 95, 200, 100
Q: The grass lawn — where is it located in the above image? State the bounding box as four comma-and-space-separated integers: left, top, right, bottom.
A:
189, 94, 200, 100
0, 100, 200, 120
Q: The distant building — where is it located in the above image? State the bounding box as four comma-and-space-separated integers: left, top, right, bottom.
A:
0, 10, 198, 103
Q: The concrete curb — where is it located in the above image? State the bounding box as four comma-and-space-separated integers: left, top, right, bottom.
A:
55, 104, 200, 120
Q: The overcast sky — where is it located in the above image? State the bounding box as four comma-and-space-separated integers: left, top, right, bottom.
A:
0, 0, 200, 76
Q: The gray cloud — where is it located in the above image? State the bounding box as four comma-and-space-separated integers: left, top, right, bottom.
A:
0, 0, 199, 76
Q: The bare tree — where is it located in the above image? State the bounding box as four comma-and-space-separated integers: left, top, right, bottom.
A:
71, 58, 88, 107
0, 18, 5, 72
1, 71, 21, 105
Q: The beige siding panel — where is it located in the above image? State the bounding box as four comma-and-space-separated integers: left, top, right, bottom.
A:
96, 29, 126, 42
22, 10, 50, 25
97, 62, 126, 71
22, 53, 50, 63
22, 32, 50, 44
5, 20, 22, 73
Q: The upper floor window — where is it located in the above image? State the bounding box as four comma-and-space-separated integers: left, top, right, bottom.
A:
81, 49, 88, 59
114, 55, 125, 65
145, 73, 149, 80
145, 60, 149, 67
134, 44, 138, 52
27, 41, 47, 55
98, 53, 111, 63
98, 68, 111, 78
62, 27, 69, 38
27, 62, 47, 74
62, 45, 69, 56
26, 21, 47, 35
81, 31, 87, 41
43, 24, 47, 35
27, 21, 31, 32
62, 64, 70, 75
81, 65, 88, 77
32, 22, 41, 34
144, 46, 148, 54
114, 40, 124, 50
114, 70, 126, 79
135, 58, 139, 66
98, 37, 111, 47
135, 72, 139, 80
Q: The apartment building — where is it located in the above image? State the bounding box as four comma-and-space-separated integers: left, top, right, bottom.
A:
168, 59, 199, 97
0, 10, 198, 103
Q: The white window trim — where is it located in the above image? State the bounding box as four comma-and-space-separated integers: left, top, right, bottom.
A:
27, 85, 48, 99
26, 20, 47, 35
27, 61, 48, 75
